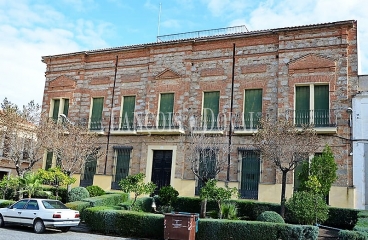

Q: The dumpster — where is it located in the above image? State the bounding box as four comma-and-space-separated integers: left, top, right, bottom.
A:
164, 212, 199, 240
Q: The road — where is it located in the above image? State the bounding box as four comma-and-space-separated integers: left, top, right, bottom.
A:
0, 225, 140, 240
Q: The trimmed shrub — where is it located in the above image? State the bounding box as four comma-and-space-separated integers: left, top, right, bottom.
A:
65, 201, 91, 221
257, 211, 284, 223
42, 187, 68, 203
82, 193, 128, 207
233, 199, 280, 220
158, 186, 179, 207
324, 207, 359, 229
286, 191, 328, 225
339, 230, 368, 240
84, 207, 164, 239
195, 219, 318, 240
133, 197, 154, 212
68, 187, 90, 202
86, 185, 105, 197
0, 200, 15, 207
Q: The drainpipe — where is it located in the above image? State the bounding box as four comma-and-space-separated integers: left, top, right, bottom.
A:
104, 55, 119, 174
227, 43, 236, 182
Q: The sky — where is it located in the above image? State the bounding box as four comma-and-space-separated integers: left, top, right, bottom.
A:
1, 0, 367, 108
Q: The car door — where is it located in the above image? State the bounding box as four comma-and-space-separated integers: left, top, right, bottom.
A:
2, 199, 28, 224
20, 200, 39, 226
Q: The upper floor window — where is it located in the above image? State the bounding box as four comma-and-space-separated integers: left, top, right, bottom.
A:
90, 97, 104, 130
120, 96, 136, 130
244, 89, 262, 129
295, 85, 329, 127
50, 99, 69, 122
203, 91, 220, 130
158, 93, 174, 129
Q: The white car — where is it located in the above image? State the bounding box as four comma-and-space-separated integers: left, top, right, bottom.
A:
0, 198, 80, 233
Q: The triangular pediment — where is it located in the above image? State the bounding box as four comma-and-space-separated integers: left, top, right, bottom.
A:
155, 69, 181, 80
289, 54, 335, 70
49, 75, 76, 90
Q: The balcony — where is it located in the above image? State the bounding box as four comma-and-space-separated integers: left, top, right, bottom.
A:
189, 113, 226, 134
233, 112, 262, 135
286, 109, 337, 134
109, 113, 185, 135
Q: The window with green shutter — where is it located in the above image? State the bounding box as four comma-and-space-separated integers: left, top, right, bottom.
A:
295, 85, 329, 127
203, 91, 220, 130
121, 96, 135, 130
90, 97, 104, 130
295, 86, 310, 126
240, 150, 260, 199
195, 149, 217, 195
159, 93, 174, 128
52, 99, 60, 121
45, 151, 53, 170
51, 99, 69, 123
63, 99, 69, 116
244, 89, 262, 129
111, 147, 132, 189
314, 85, 329, 126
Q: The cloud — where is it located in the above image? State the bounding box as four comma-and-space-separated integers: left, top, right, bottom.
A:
0, 0, 112, 107
225, 0, 368, 74
202, 0, 250, 17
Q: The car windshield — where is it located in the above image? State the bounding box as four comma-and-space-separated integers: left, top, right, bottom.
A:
42, 200, 68, 209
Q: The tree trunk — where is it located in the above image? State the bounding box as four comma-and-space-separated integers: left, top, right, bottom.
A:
200, 199, 207, 218
280, 170, 288, 218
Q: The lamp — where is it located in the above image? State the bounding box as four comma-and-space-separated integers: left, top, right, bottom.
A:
346, 107, 353, 127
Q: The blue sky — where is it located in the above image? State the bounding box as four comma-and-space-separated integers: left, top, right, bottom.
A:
1, 0, 367, 107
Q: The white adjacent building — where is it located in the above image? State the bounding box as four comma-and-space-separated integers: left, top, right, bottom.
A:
353, 75, 368, 209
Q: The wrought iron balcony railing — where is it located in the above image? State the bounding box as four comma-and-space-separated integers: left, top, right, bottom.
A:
286, 109, 337, 127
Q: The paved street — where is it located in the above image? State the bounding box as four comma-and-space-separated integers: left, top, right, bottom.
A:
0, 225, 140, 240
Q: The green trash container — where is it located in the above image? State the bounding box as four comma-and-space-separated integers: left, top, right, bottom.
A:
164, 212, 199, 240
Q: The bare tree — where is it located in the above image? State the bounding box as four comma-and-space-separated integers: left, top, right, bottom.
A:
183, 130, 232, 217
49, 119, 104, 191
253, 117, 319, 217
0, 98, 54, 177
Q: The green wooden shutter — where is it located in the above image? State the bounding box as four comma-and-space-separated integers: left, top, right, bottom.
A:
244, 89, 262, 129
114, 149, 131, 184
196, 149, 217, 195
203, 92, 220, 129
293, 161, 304, 192
52, 100, 60, 121
63, 99, 69, 117
295, 86, 310, 126
45, 152, 53, 170
314, 85, 329, 126
121, 96, 135, 130
90, 98, 104, 130
159, 93, 174, 128
240, 151, 260, 199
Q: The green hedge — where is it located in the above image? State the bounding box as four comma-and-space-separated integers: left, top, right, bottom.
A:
196, 219, 318, 240
65, 201, 91, 221
0, 200, 15, 208
83, 207, 318, 240
339, 230, 368, 240
84, 207, 164, 239
324, 207, 359, 229
42, 187, 68, 203
81, 193, 128, 207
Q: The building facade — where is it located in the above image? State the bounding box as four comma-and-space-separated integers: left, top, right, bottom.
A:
353, 75, 368, 209
41, 20, 358, 208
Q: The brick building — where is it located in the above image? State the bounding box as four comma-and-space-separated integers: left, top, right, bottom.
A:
41, 20, 359, 208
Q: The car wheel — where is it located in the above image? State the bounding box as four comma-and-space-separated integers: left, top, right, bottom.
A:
0, 215, 4, 227
60, 227, 71, 232
33, 219, 45, 234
